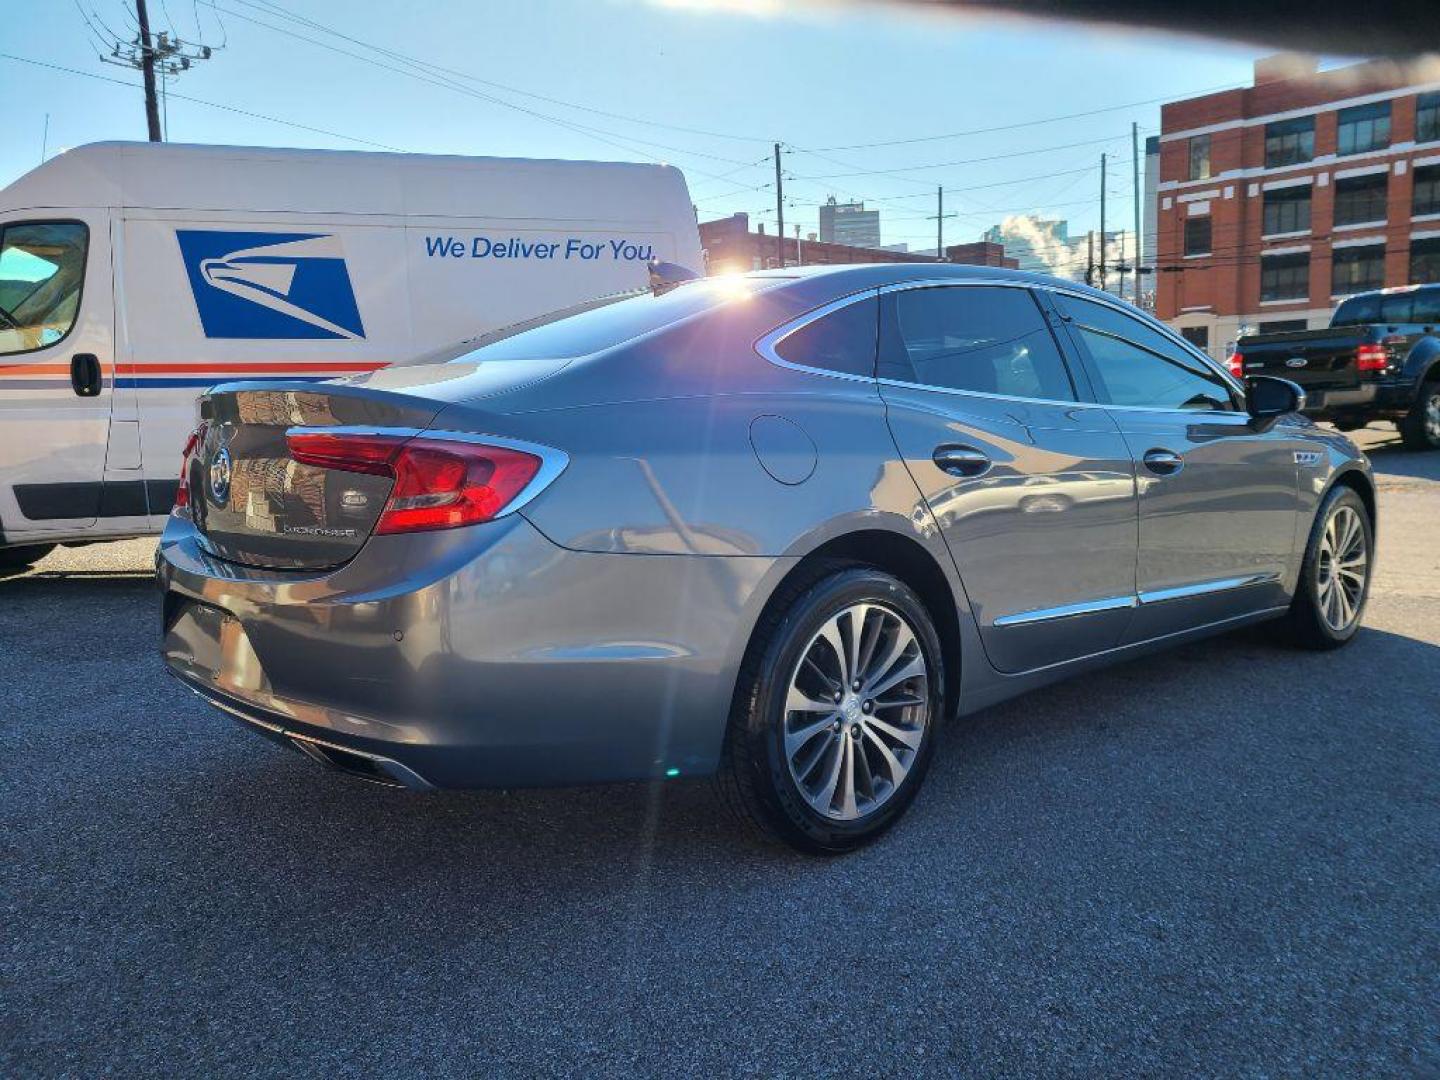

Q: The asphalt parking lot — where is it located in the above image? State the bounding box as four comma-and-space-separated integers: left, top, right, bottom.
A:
3, 425, 1437, 1077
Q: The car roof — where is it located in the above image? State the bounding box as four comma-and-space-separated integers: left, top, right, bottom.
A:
737, 261, 1111, 297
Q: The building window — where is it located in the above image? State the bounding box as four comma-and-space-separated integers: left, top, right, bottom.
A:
1183, 216, 1212, 255
1333, 173, 1388, 226
1418, 91, 1440, 144
1264, 116, 1315, 167
1179, 326, 1210, 350
1258, 319, 1308, 333
1412, 238, 1440, 285
1262, 186, 1311, 235
1414, 164, 1440, 217
1187, 135, 1211, 181
1332, 244, 1386, 295
1260, 252, 1309, 301
1336, 101, 1391, 156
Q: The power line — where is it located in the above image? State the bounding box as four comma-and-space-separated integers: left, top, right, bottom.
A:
805, 80, 1238, 151
0, 51, 404, 150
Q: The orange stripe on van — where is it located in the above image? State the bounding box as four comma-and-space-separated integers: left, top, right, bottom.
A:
115, 361, 390, 375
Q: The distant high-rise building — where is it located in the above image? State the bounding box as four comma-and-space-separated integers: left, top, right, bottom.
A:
982, 217, 1082, 279
819, 196, 881, 249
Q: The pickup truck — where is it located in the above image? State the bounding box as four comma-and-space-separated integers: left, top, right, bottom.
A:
1228, 284, 1440, 450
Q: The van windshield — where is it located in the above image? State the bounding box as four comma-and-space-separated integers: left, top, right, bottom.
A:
0, 221, 89, 356
456, 276, 782, 362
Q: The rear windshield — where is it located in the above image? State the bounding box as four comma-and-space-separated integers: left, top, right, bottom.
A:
458, 276, 784, 362
1331, 293, 1382, 327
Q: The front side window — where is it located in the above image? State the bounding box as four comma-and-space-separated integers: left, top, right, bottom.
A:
1413, 164, 1440, 217
1264, 116, 1315, 167
1051, 292, 1234, 412
1332, 244, 1386, 296
1333, 173, 1388, 226
773, 294, 877, 377
1260, 252, 1310, 301
1187, 135, 1211, 181
1417, 91, 1440, 144
1262, 186, 1311, 235
1183, 216, 1212, 255
877, 285, 1075, 401
1336, 101, 1391, 156
1411, 239, 1440, 286
0, 221, 89, 357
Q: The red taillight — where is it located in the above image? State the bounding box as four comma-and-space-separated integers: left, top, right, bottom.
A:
1356, 343, 1388, 371
1226, 351, 1244, 378
285, 431, 544, 534
173, 421, 208, 515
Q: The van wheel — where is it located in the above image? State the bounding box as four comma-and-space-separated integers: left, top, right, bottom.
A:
1398, 380, 1440, 450
0, 543, 56, 571
1284, 487, 1372, 650
718, 566, 944, 854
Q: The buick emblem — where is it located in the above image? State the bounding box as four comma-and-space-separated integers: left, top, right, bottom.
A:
208, 446, 233, 504
1286, 357, 1308, 368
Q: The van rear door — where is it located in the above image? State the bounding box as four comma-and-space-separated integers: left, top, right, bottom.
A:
0, 210, 116, 537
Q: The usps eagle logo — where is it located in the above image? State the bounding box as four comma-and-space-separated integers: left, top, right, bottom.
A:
176, 230, 366, 340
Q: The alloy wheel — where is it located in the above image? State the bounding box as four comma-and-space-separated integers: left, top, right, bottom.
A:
1425, 389, 1440, 443
782, 602, 930, 821
1316, 504, 1368, 633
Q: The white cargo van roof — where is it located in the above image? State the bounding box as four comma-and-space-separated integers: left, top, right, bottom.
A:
0, 141, 694, 225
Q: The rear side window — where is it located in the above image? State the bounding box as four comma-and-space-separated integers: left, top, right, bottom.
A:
0, 220, 89, 356
1053, 292, 1235, 412
773, 294, 877, 377
878, 285, 1075, 401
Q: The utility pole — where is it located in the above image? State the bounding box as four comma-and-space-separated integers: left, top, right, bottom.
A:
773, 143, 785, 269
97, 2, 216, 142
1086, 230, 1095, 287
136, 0, 162, 141
794, 223, 803, 267
1132, 122, 1143, 306
40, 113, 49, 164
927, 186, 957, 262
1115, 230, 1129, 298
1099, 153, 1108, 293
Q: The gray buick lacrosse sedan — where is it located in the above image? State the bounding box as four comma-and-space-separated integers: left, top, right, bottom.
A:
159, 265, 1375, 851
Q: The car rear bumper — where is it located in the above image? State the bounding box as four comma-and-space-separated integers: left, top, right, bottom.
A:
1301, 379, 1415, 418
158, 513, 779, 788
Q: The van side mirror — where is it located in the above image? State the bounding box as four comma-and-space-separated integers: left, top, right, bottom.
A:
1246, 375, 1305, 421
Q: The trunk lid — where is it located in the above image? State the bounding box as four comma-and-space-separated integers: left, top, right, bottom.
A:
1234, 326, 1375, 391
189, 384, 446, 570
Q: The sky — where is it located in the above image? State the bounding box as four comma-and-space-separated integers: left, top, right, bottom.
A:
1, 0, 1276, 251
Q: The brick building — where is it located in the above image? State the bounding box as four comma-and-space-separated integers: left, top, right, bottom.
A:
699, 214, 1016, 274
1154, 55, 1440, 358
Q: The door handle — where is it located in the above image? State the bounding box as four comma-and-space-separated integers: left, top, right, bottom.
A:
1142, 448, 1184, 475
70, 353, 102, 397
933, 444, 992, 478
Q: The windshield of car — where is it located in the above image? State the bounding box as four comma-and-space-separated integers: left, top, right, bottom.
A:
456, 276, 783, 362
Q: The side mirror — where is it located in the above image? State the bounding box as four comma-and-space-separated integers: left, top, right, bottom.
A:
1246, 375, 1305, 420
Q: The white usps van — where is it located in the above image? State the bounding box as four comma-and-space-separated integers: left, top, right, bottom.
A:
0, 141, 701, 565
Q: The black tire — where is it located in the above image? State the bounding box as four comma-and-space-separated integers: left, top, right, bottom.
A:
0, 543, 56, 570
1284, 486, 1373, 650
1397, 378, 1440, 451
717, 565, 945, 854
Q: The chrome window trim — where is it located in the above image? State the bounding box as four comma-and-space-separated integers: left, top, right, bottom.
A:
753, 288, 881, 384
754, 273, 1247, 413
284, 425, 570, 518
